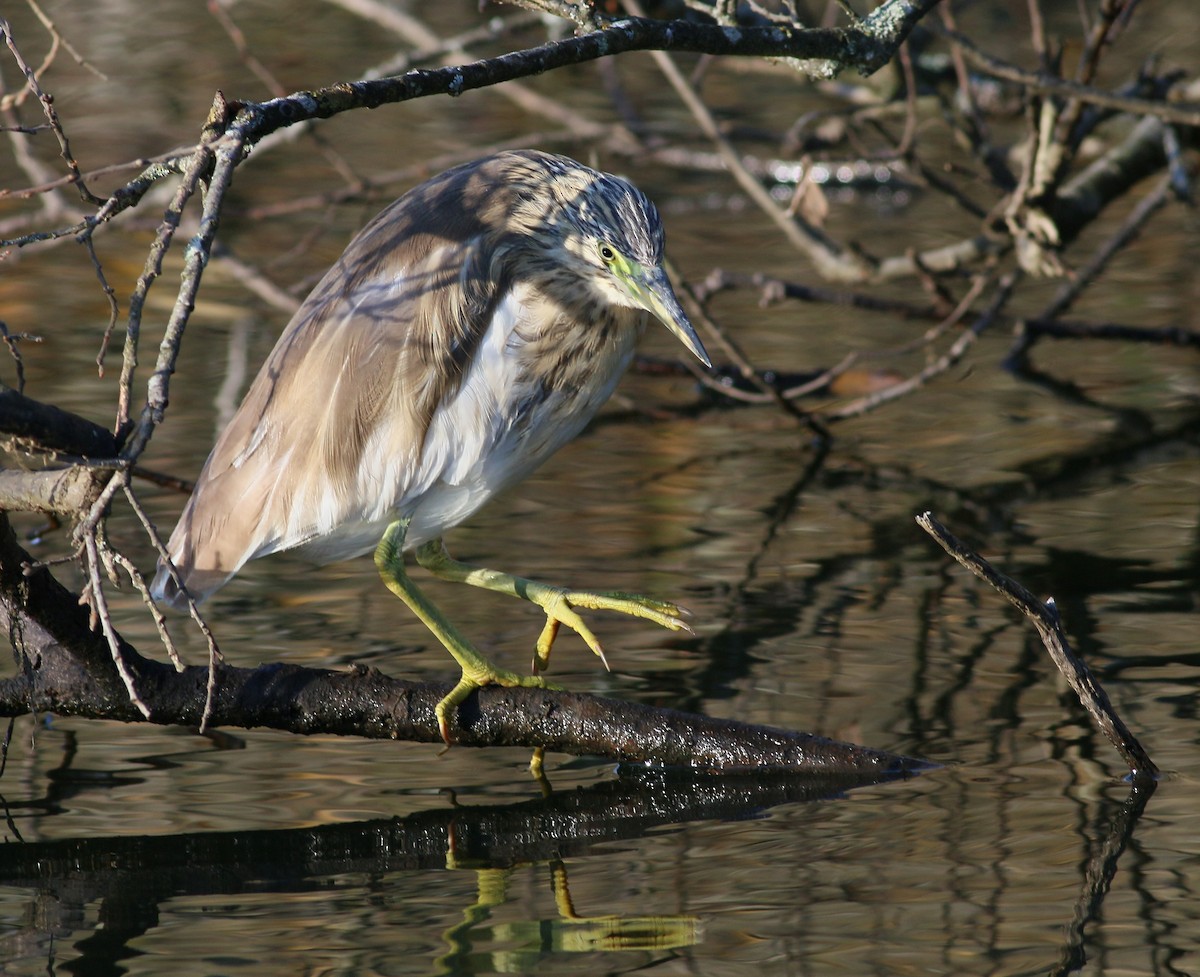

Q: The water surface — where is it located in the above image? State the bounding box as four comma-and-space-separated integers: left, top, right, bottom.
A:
2, 2, 1199, 975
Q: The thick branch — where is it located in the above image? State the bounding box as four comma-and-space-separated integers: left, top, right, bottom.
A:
0, 389, 118, 514
0, 465, 100, 515
227, 8, 935, 148
0, 514, 925, 775
0, 386, 119, 458
0, 658, 918, 775
1053, 113, 1194, 245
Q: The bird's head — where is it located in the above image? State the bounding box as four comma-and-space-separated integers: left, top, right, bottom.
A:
511, 154, 712, 369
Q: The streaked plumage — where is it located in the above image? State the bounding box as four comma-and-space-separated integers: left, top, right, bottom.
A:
151, 149, 710, 739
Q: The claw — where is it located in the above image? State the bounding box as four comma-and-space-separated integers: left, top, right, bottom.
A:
528, 586, 688, 672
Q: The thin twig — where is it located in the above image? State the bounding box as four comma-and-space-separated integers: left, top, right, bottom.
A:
825, 271, 1014, 421
326, 0, 611, 140
114, 140, 217, 436
367, 11, 544, 77
207, 0, 365, 190
211, 248, 302, 316
80, 527, 151, 719
1008, 173, 1173, 364
107, 547, 184, 671
120, 482, 224, 732
670, 266, 764, 389
627, 0, 870, 283
0, 321, 41, 394
0, 148, 189, 203
1025, 0, 1048, 70
1018, 318, 1200, 347
82, 235, 122, 380
0, 16, 102, 204
22, 0, 106, 81
1045, 173, 1171, 322
933, 23, 1200, 129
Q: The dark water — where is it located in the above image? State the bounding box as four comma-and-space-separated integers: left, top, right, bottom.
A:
3, 2, 1200, 975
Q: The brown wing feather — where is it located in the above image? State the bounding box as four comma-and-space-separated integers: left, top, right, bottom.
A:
153, 155, 527, 606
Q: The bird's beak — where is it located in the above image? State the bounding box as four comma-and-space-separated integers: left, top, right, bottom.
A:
630, 264, 712, 369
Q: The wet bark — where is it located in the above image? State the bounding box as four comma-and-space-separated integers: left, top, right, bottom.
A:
0, 514, 925, 776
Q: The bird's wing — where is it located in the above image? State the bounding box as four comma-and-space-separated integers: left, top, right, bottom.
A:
156, 185, 512, 604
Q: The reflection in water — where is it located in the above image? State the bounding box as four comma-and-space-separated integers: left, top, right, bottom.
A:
436, 862, 699, 974
1050, 779, 1158, 977
0, 751, 1180, 976
0, 767, 892, 974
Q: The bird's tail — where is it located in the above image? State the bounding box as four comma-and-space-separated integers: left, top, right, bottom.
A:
149, 508, 239, 611
149, 556, 232, 612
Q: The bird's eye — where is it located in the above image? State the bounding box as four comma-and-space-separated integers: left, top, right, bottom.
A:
599, 244, 616, 263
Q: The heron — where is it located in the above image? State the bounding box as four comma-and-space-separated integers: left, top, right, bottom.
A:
151, 149, 711, 740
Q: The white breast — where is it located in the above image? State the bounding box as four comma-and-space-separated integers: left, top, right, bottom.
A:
293, 283, 640, 563
403, 287, 639, 548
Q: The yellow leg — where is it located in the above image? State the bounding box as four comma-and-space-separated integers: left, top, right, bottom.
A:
375, 519, 552, 742
414, 538, 692, 674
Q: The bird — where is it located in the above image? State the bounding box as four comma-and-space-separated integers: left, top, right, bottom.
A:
150, 149, 712, 741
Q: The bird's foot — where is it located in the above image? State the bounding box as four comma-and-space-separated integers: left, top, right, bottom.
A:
411, 540, 692, 675
530, 586, 692, 674
436, 663, 557, 744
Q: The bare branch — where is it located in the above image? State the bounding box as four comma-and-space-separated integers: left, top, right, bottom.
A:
826, 271, 1017, 422
80, 513, 152, 718
935, 23, 1200, 129
917, 511, 1157, 781
0, 15, 102, 204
